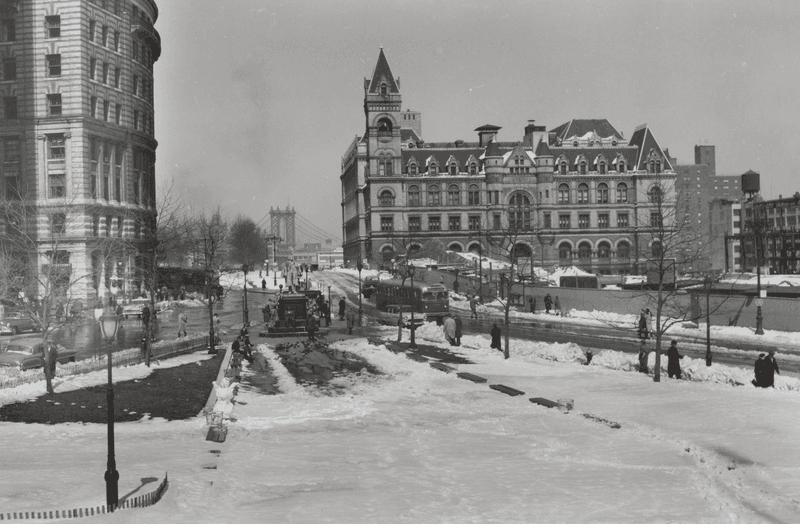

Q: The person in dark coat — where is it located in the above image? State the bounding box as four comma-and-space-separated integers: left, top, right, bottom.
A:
345, 307, 356, 335
141, 305, 151, 328
452, 279, 460, 295
306, 313, 317, 341
752, 353, 766, 387
544, 294, 552, 314
666, 340, 684, 379
43, 342, 58, 394
529, 297, 536, 314
261, 278, 266, 290
454, 315, 463, 346
638, 345, 650, 374
637, 309, 647, 340
338, 298, 346, 321
762, 349, 780, 387
469, 295, 478, 320
490, 322, 501, 351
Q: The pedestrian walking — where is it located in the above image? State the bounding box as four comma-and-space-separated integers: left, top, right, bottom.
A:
338, 298, 346, 321
544, 293, 552, 314
213, 312, 222, 346
490, 322, 502, 351
583, 349, 593, 365
43, 342, 58, 394
762, 349, 780, 387
141, 305, 151, 329
529, 297, 536, 314
346, 307, 356, 334
470, 295, 478, 320
638, 346, 650, 374
306, 313, 317, 341
666, 340, 684, 379
323, 301, 330, 326
397, 311, 404, 342
645, 309, 654, 339
262, 278, 266, 290
177, 310, 188, 338
454, 315, 463, 346
443, 315, 457, 346
637, 309, 647, 340
752, 353, 766, 387
453, 279, 460, 295
554, 296, 562, 317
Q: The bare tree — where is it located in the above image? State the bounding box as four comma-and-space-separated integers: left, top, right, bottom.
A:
228, 215, 265, 268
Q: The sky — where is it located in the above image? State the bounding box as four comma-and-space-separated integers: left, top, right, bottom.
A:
153, 0, 800, 243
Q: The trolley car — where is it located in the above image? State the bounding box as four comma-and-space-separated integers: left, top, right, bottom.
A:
374, 279, 449, 323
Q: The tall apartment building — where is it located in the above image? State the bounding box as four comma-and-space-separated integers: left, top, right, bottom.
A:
342, 49, 678, 275
0, 0, 159, 302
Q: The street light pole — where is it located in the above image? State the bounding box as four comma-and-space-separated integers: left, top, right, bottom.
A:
409, 263, 417, 349
242, 264, 249, 327
356, 260, 363, 326
705, 276, 712, 366
99, 306, 121, 511
754, 225, 764, 335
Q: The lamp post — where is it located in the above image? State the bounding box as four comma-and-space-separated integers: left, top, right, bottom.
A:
206, 268, 215, 350
356, 260, 363, 326
750, 219, 765, 335
99, 306, 121, 510
704, 275, 712, 366
242, 264, 249, 327
408, 263, 417, 349
327, 284, 331, 326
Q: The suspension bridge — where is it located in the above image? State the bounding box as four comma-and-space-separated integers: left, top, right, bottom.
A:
255, 207, 341, 259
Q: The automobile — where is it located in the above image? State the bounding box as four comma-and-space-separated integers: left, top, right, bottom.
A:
0, 336, 76, 371
362, 276, 380, 299
0, 311, 40, 335
121, 298, 155, 319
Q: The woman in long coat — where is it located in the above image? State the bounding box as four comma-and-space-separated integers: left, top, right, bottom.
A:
338, 298, 346, 320
490, 323, 502, 350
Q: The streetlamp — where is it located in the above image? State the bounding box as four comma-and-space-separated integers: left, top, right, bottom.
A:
327, 285, 332, 327
704, 275, 712, 366
242, 264, 249, 328
356, 260, 363, 326
99, 306, 121, 510
749, 219, 765, 335
408, 263, 417, 349
206, 268, 215, 350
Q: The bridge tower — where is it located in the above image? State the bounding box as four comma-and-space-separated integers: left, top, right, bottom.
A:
270, 207, 296, 262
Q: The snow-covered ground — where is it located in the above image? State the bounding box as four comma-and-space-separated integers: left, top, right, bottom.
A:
1, 328, 799, 523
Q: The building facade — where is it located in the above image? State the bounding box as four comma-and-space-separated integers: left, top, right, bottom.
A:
0, 0, 159, 302
341, 50, 680, 275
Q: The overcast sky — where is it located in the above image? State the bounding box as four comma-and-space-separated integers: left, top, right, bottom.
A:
153, 0, 800, 243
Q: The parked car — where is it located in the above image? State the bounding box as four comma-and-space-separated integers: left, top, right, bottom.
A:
0, 336, 76, 370
121, 298, 155, 319
363, 276, 380, 299
0, 311, 40, 335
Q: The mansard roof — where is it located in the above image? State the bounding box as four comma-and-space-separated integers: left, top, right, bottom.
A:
629, 124, 674, 171
536, 140, 638, 167
400, 128, 421, 143
549, 119, 624, 143
367, 48, 400, 94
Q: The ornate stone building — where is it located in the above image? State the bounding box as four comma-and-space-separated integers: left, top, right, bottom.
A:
341, 49, 677, 275
0, 0, 159, 302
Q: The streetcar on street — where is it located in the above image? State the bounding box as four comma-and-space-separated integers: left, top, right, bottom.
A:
374, 278, 449, 323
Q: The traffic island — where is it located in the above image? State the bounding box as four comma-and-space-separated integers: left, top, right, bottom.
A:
273, 340, 382, 391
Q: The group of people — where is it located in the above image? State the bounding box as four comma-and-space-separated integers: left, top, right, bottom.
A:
637, 308, 654, 340
753, 350, 780, 388
638, 339, 685, 378
442, 314, 463, 346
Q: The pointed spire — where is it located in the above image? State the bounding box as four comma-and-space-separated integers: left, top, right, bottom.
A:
367, 48, 399, 94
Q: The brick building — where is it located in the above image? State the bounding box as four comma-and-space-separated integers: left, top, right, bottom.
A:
0, 0, 159, 302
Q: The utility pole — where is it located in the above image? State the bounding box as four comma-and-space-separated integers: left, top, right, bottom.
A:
265, 235, 282, 286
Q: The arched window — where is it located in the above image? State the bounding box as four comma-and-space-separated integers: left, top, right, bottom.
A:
577, 183, 589, 204
558, 242, 572, 264
468, 243, 482, 254
559, 161, 568, 175
648, 185, 662, 203
510, 243, 532, 263
377, 118, 392, 135
381, 245, 394, 265
378, 189, 394, 206
616, 182, 628, 203
617, 241, 630, 260
617, 160, 626, 173
467, 184, 480, 205
598, 241, 611, 259
558, 183, 570, 204
656, 160, 662, 173
597, 183, 609, 204
469, 162, 478, 175
408, 162, 417, 176
578, 242, 592, 265
378, 155, 392, 176
651, 241, 662, 258
408, 244, 421, 255
448, 243, 462, 253
572, 140, 579, 147
447, 184, 460, 206
427, 184, 440, 206
449, 162, 458, 176
407, 185, 421, 206
429, 161, 438, 176
508, 193, 531, 231
598, 161, 607, 175
380, 83, 387, 96
649, 159, 655, 173
579, 161, 587, 175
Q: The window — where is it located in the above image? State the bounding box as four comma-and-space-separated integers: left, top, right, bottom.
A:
102, 62, 109, 83
558, 183, 570, 204
408, 162, 417, 176
105, 215, 112, 237
133, 110, 139, 130
427, 184, 440, 206
114, 103, 121, 125
409, 216, 421, 231
617, 213, 629, 227
617, 242, 630, 260
132, 38, 139, 61
597, 183, 609, 204
48, 135, 65, 159
2, 57, 15, 80
90, 96, 98, 118
93, 215, 100, 236
88, 20, 96, 42
558, 161, 568, 175
49, 174, 65, 198
4, 170, 19, 199
449, 162, 458, 176
598, 242, 611, 260
114, 67, 120, 88
429, 162, 438, 176
598, 161, 607, 175
559, 242, 572, 264
50, 213, 66, 235
407, 185, 420, 206
380, 83, 387, 96
113, 31, 120, 51
648, 185, 662, 204
376, 117, 392, 135
46, 15, 61, 38
89, 57, 96, 80
577, 183, 589, 204
508, 193, 531, 231
380, 216, 394, 231
90, 138, 99, 198
447, 184, 460, 206
116, 216, 123, 237
650, 212, 662, 228
448, 215, 461, 230
467, 184, 480, 205
45, 54, 61, 77
114, 144, 123, 201
616, 182, 628, 203
578, 242, 592, 262
559, 214, 571, 229
468, 215, 481, 230
544, 212, 551, 229
617, 160, 626, 173
103, 100, 110, 121
493, 214, 501, 230
133, 75, 139, 95
598, 213, 609, 228
579, 161, 587, 175
102, 25, 108, 46
428, 216, 440, 231
469, 162, 478, 176
1, 19, 15, 42
651, 241, 662, 258
578, 214, 590, 229
3, 96, 16, 119
378, 190, 394, 206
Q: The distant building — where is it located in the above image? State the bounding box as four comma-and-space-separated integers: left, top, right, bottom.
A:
317, 247, 344, 269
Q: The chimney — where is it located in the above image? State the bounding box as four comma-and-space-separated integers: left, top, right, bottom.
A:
523, 119, 547, 148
